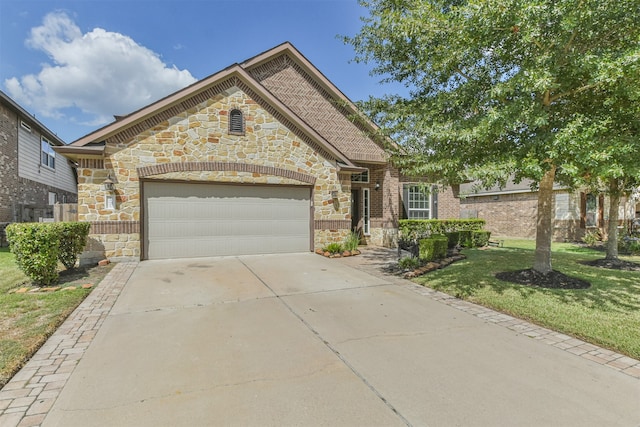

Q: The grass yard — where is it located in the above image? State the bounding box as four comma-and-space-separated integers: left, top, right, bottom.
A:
414, 239, 640, 360
0, 247, 114, 388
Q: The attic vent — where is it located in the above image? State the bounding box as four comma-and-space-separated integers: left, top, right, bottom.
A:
229, 109, 244, 135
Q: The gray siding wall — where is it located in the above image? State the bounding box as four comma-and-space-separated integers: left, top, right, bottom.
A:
17, 124, 77, 194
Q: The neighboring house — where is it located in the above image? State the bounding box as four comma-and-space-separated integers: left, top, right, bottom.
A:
55, 42, 458, 262
0, 91, 77, 233
459, 179, 640, 241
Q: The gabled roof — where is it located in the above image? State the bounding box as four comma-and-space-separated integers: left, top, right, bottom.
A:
60, 42, 387, 166
243, 43, 387, 163
0, 90, 67, 146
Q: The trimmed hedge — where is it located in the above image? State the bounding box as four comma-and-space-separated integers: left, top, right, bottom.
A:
419, 236, 448, 261
57, 222, 91, 269
471, 230, 492, 248
6, 222, 90, 286
399, 219, 486, 241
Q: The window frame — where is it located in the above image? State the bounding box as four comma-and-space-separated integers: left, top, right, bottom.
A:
362, 187, 370, 235
351, 169, 369, 183
403, 184, 433, 219
41, 137, 56, 170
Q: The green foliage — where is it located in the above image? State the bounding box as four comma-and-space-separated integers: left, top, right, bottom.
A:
582, 230, 602, 247
419, 236, 448, 262
55, 222, 91, 270
618, 236, 640, 255
471, 230, 492, 248
444, 231, 460, 249
323, 242, 343, 254
347, 0, 640, 273
343, 232, 360, 251
399, 219, 485, 241
398, 256, 421, 270
458, 231, 472, 248
6, 223, 61, 286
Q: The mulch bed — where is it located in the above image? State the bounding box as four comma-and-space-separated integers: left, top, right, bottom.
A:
580, 258, 640, 271
496, 269, 591, 289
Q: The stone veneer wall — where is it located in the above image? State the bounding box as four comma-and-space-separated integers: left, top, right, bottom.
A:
76, 88, 353, 261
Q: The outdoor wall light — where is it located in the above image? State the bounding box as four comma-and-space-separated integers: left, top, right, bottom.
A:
331, 190, 339, 199
103, 173, 116, 210
375, 181, 381, 191
103, 174, 116, 192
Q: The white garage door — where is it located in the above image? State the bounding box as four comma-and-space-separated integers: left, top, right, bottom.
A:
144, 182, 311, 259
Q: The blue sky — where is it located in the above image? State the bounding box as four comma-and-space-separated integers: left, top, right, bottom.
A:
0, 0, 402, 143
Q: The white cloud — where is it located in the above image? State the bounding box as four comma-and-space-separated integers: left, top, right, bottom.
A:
4, 11, 196, 125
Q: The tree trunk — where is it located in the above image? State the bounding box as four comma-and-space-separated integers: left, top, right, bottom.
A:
533, 166, 556, 274
605, 179, 621, 260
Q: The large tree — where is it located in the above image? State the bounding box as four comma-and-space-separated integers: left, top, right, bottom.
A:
347, 0, 640, 274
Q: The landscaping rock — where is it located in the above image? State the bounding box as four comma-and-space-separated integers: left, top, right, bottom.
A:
62, 286, 77, 291
41, 286, 61, 292
13, 287, 29, 294
82, 284, 93, 289
98, 259, 110, 266
342, 251, 351, 257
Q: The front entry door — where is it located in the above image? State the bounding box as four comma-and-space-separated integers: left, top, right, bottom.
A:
351, 189, 360, 231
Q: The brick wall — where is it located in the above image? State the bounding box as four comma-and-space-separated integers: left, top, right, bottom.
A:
1, 102, 77, 224
436, 186, 460, 219
460, 192, 538, 238
0, 103, 19, 223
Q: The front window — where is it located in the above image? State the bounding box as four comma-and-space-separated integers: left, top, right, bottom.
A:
41, 138, 55, 169
404, 184, 432, 219
351, 170, 369, 183
586, 193, 598, 227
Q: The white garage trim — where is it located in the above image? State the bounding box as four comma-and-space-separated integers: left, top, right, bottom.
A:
143, 181, 311, 259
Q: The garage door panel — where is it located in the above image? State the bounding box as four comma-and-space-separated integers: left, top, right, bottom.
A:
144, 182, 311, 259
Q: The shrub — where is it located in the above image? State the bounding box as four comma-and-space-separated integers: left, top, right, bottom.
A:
399, 219, 486, 241
343, 232, 360, 251
398, 256, 420, 270
458, 230, 473, 248
619, 235, 640, 255
582, 230, 602, 247
323, 242, 343, 254
444, 231, 460, 249
471, 230, 492, 247
55, 222, 91, 269
6, 223, 62, 286
419, 236, 448, 261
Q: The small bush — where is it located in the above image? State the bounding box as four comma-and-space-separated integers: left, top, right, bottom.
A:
343, 232, 360, 251
444, 231, 460, 249
471, 230, 492, 247
55, 222, 91, 269
398, 256, 421, 270
459, 230, 473, 248
419, 236, 448, 261
582, 230, 602, 247
619, 236, 640, 255
323, 242, 343, 254
6, 223, 62, 286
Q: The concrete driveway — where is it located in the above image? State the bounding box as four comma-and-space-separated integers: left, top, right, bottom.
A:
42, 254, 639, 426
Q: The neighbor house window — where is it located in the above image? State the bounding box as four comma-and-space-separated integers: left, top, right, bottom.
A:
403, 184, 432, 219
362, 188, 370, 235
585, 193, 598, 227
351, 170, 369, 183
48, 192, 57, 205
229, 109, 244, 134
41, 137, 55, 169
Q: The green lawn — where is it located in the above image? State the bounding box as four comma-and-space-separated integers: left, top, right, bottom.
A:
0, 247, 113, 388
413, 239, 640, 359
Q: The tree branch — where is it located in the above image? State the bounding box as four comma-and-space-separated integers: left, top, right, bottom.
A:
548, 82, 601, 103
